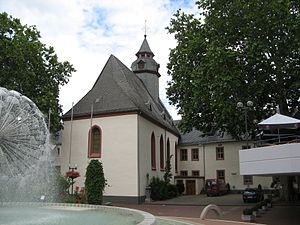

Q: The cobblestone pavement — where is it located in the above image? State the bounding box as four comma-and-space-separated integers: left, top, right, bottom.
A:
116, 194, 300, 225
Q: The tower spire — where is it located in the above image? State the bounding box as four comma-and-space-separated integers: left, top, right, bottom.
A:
144, 19, 147, 38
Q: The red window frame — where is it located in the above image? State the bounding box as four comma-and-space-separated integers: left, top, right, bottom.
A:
175, 144, 178, 173
151, 132, 156, 170
243, 175, 253, 185
191, 148, 199, 161
192, 170, 200, 177
216, 170, 225, 181
180, 170, 188, 176
88, 125, 102, 158
216, 146, 224, 160
180, 149, 188, 161
160, 135, 164, 171
166, 138, 170, 161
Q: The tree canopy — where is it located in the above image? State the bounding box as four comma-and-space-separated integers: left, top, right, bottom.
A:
167, 0, 300, 138
0, 12, 75, 133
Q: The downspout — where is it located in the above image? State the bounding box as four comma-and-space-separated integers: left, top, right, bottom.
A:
137, 113, 140, 203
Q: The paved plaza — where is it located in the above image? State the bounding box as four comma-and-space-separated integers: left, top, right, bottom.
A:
117, 194, 300, 225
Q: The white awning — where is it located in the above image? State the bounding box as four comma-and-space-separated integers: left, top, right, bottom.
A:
258, 113, 300, 129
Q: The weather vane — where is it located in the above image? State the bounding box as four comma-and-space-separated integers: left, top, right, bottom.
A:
144, 19, 147, 37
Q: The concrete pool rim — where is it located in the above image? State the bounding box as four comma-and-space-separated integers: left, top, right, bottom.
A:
0, 202, 155, 225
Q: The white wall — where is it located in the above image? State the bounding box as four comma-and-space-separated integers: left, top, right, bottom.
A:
240, 143, 300, 176
61, 114, 139, 197
138, 116, 179, 196
177, 145, 205, 177
177, 141, 272, 191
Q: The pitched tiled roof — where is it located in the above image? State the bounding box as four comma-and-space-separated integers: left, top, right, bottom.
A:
174, 121, 235, 145
136, 35, 153, 55
63, 55, 179, 135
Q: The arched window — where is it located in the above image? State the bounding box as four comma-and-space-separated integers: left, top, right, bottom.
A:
166, 138, 170, 161
160, 135, 164, 171
88, 125, 101, 158
151, 132, 156, 170
175, 143, 178, 173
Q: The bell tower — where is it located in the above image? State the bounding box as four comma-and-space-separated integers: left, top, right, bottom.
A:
131, 35, 160, 101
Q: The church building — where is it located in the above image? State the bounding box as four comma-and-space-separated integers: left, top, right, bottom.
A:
61, 35, 180, 203
59, 35, 272, 204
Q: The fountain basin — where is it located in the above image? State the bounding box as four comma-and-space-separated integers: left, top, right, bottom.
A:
0, 202, 196, 225
0, 202, 152, 225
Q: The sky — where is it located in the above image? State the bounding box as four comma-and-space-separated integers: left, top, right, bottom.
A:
0, 0, 198, 119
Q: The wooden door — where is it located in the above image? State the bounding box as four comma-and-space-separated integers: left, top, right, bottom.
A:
186, 180, 196, 195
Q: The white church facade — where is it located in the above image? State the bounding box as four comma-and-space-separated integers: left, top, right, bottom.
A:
59, 36, 271, 203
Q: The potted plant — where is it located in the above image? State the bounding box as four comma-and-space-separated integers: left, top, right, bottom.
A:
242, 208, 255, 222
252, 205, 259, 217
266, 198, 272, 208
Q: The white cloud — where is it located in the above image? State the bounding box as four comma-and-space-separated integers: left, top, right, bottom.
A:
0, 0, 198, 120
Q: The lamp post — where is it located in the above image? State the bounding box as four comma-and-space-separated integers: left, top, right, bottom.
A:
66, 164, 79, 195
237, 101, 253, 148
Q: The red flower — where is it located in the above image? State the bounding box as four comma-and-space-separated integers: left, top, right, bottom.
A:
66, 170, 80, 179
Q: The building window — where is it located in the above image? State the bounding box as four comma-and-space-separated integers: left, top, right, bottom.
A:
192, 170, 200, 177
151, 132, 156, 170
243, 175, 253, 185
138, 61, 145, 69
166, 138, 170, 161
175, 144, 178, 173
180, 149, 187, 161
160, 135, 164, 171
180, 170, 188, 176
88, 125, 101, 158
191, 148, 199, 161
217, 170, 225, 181
216, 146, 224, 160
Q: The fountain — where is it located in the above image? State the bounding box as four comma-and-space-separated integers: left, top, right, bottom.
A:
0, 87, 193, 225
0, 87, 55, 202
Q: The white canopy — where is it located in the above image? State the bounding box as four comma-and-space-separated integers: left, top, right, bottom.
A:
258, 113, 300, 134
258, 113, 300, 127
258, 113, 300, 142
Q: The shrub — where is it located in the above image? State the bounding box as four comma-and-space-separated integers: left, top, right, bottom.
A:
149, 177, 178, 201
176, 182, 185, 195
85, 160, 106, 205
167, 184, 178, 198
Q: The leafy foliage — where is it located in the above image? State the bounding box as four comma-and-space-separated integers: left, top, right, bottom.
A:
163, 155, 173, 184
167, 1, 300, 138
176, 181, 185, 195
149, 177, 178, 201
0, 12, 75, 132
85, 160, 106, 205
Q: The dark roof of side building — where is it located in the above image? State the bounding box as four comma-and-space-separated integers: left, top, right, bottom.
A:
175, 121, 235, 146
63, 55, 179, 136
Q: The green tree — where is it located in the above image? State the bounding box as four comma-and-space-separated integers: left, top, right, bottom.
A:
0, 12, 75, 132
163, 155, 173, 184
85, 160, 106, 205
167, 1, 300, 138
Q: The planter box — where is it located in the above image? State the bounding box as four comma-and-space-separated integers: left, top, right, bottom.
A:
241, 214, 255, 222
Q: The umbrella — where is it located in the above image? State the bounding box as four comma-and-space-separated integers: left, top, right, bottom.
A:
258, 113, 300, 142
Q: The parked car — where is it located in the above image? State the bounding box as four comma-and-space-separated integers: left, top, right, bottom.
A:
205, 179, 229, 196
243, 188, 264, 203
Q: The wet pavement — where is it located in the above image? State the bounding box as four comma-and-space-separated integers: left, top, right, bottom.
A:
116, 194, 300, 225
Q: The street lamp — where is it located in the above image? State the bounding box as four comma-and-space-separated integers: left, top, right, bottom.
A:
237, 101, 253, 148
66, 164, 79, 195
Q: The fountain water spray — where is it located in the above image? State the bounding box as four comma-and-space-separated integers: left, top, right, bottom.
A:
0, 87, 57, 202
